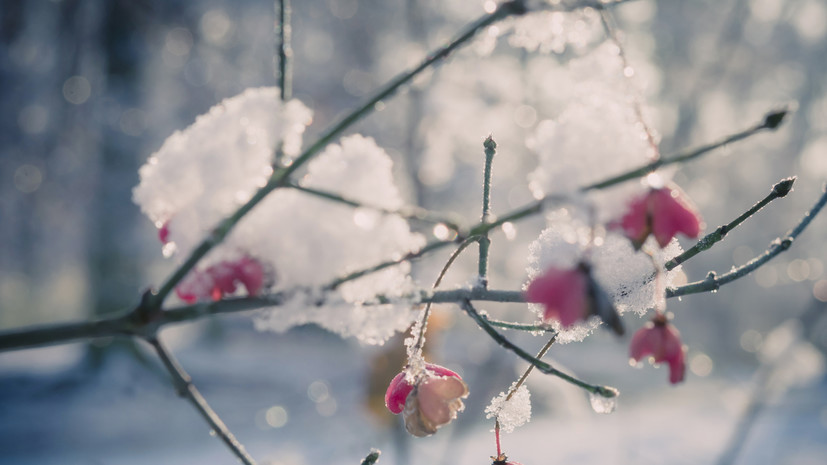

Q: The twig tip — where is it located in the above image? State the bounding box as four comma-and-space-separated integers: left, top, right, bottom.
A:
763, 104, 795, 130
772, 177, 796, 197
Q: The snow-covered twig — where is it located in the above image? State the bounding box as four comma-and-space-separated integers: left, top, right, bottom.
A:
665, 177, 796, 271
668, 184, 827, 298
478, 136, 498, 288
460, 300, 617, 397
287, 182, 462, 233
583, 107, 788, 191
276, 0, 291, 101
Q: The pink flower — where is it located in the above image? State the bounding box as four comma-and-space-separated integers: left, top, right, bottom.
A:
384, 363, 469, 437
174, 255, 274, 303
525, 263, 624, 335
629, 314, 686, 384
621, 185, 702, 249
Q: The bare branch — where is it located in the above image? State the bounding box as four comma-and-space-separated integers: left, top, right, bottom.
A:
668, 184, 827, 298
148, 336, 258, 465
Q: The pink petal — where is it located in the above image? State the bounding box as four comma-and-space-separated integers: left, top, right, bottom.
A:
621, 195, 651, 247
207, 261, 239, 295
651, 187, 701, 247
629, 324, 656, 361
525, 267, 588, 328
425, 363, 460, 379
384, 372, 413, 414
235, 256, 268, 296
668, 354, 686, 384
659, 324, 684, 363
414, 375, 469, 428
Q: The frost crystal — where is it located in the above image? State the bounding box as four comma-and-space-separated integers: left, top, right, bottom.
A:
485, 384, 531, 434
134, 87, 423, 344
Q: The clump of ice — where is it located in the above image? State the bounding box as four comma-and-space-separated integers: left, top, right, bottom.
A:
525, 211, 683, 343
134, 88, 424, 344
485, 384, 532, 433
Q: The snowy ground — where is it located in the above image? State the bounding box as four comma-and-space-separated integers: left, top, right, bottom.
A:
1, 319, 825, 465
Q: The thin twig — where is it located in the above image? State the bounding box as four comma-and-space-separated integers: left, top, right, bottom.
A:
288, 182, 462, 232
325, 239, 458, 290
667, 184, 827, 298
468, 108, 790, 238
478, 136, 497, 288
484, 317, 556, 333
507, 336, 557, 401
598, 8, 659, 159
413, 236, 481, 353
582, 107, 788, 191
665, 176, 796, 271
276, 0, 292, 101
148, 336, 258, 465
460, 300, 616, 397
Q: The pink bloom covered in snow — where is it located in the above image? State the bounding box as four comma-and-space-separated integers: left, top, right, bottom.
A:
629, 313, 686, 384
525, 262, 623, 335
621, 185, 702, 249
175, 254, 273, 303
385, 363, 469, 437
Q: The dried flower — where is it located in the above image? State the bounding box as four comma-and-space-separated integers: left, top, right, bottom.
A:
621, 185, 702, 249
629, 313, 686, 384
384, 363, 469, 437
525, 262, 623, 335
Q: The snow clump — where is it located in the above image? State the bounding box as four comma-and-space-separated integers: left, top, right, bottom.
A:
134, 87, 424, 345
485, 384, 532, 433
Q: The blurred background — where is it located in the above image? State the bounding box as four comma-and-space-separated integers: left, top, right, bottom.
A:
1, 0, 826, 464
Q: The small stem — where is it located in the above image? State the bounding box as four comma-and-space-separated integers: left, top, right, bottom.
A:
478, 136, 497, 288
412, 236, 481, 354
276, 0, 292, 101
583, 107, 788, 191
483, 317, 556, 332
598, 9, 659, 160
360, 449, 381, 465
506, 335, 557, 401
288, 182, 462, 233
460, 300, 615, 397
667, 185, 827, 298
665, 177, 796, 271
495, 421, 502, 458
325, 239, 457, 290
148, 336, 257, 465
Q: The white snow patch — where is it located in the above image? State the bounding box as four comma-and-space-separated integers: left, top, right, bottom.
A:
485, 384, 532, 433
134, 88, 423, 344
